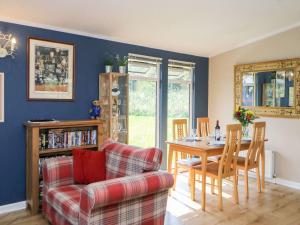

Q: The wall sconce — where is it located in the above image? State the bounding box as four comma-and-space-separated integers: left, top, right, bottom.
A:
0, 32, 17, 58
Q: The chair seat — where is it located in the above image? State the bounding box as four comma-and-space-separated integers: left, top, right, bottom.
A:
237, 156, 246, 166
193, 162, 218, 176
209, 155, 222, 162
193, 162, 234, 177
45, 184, 84, 225
177, 157, 202, 167
236, 156, 258, 169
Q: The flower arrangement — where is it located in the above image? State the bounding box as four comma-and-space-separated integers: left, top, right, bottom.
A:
234, 107, 257, 136
234, 107, 257, 126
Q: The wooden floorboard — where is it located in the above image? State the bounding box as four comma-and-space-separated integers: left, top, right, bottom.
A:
1, 174, 300, 225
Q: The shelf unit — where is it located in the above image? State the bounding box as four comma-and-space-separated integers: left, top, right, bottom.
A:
25, 119, 105, 214
99, 72, 128, 143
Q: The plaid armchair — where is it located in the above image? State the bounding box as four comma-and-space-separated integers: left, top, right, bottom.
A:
42, 141, 174, 225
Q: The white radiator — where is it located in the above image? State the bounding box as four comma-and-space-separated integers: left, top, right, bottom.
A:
239, 149, 275, 179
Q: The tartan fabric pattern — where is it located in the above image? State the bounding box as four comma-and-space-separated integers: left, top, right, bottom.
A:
44, 200, 73, 225
45, 185, 84, 225
79, 171, 173, 213
79, 190, 168, 225
102, 139, 162, 179
43, 156, 74, 189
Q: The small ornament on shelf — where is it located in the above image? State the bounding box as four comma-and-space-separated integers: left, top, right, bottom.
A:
89, 100, 102, 119
112, 80, 120, 96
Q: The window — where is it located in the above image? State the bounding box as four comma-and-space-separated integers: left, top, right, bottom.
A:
167, 60, 195, 139
128, 54, 161, 147
0, 73, 4, 122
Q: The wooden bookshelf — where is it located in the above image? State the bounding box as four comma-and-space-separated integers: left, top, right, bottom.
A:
25, 119, 105, 215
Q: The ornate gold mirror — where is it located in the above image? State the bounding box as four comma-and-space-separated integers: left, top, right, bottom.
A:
234, 58, 300, 118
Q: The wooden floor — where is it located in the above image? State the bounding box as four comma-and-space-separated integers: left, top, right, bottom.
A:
1, 173, 300, 225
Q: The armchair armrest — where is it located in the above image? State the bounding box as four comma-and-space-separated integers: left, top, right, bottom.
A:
80, 171, 173, 214
42, 156, 74, 189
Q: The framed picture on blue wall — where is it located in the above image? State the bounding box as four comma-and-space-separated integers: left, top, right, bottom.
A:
27, 37, 75, 101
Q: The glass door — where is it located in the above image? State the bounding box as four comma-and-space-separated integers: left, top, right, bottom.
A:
128, 54, 161, 147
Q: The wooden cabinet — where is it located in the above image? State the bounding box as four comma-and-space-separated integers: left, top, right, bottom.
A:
99, 72, 128, 143
25, 119, 104, 214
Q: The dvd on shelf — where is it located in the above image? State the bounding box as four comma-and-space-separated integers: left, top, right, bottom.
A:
39, 128, 97, 150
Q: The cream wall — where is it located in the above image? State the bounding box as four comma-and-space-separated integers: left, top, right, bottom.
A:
209, 26, 300, 184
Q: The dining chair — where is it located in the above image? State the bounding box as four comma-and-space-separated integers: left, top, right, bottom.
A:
236, 121, 266, 199
191, 124, 242, 210
197, 117, 221, 163
196, 117, 210, 137
172, 119, 201, 190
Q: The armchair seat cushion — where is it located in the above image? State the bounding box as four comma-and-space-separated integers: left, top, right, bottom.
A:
45, 185, 84, 225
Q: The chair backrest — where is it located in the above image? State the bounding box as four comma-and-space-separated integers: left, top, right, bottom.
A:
196, 117, 210, 137
246, 122, 266, 167
218, 124, 242, 178
172, 119, 188, 140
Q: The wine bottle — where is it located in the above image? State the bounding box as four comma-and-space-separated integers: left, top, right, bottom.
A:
215, 120, 221, 141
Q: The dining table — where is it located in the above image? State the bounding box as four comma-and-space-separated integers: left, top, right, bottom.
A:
166, 138, 265, 211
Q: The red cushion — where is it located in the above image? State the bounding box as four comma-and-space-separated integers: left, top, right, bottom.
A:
73, 149, 106, 184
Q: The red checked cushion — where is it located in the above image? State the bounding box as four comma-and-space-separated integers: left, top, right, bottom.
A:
73, 149, 106, 184
101, 139, 162, 179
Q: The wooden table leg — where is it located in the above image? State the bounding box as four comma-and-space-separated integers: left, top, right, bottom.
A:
191, 168, 195, 201
201, 152, 207, 211
168, 145, 173, 174
167, 146, 174, 195
261, 147, 265, 190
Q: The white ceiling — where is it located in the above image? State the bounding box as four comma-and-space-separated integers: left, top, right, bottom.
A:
1, 0, 300, 57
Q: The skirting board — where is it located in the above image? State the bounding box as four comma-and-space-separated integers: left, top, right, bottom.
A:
239, 170, 300, 190
275, 178, 300, 190
0, 201, 26, 215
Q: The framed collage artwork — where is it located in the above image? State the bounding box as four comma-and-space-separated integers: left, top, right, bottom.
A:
27, 37, 75, 101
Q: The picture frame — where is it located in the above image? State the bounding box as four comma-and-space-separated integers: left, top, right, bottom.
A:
27, 37, 75, 101
0, 73, 4, 122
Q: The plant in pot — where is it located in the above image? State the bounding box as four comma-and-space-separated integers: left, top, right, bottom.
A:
115, 54, 128, 73
104, 56, 114, 73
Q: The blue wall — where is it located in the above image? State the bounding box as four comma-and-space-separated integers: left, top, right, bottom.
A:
0, 21, 208, 206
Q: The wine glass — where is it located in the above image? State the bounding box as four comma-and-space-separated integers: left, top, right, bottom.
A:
190, 129, 197, 141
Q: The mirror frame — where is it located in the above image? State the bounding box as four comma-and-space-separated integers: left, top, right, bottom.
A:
234, 58, 300, 118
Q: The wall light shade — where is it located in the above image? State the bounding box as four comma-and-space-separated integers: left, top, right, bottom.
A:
0, 32, 16, 58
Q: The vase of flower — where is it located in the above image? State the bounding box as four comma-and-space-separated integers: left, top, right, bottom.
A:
242, 124, 250, 137
234, 107, 257, 137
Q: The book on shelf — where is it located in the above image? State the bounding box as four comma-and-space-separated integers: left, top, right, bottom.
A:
39, 128, 97, 150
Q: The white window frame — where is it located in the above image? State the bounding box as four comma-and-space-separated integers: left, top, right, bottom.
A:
0, 73, 4, 123
168, 60, 195, 131
128, 54, 162, 147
